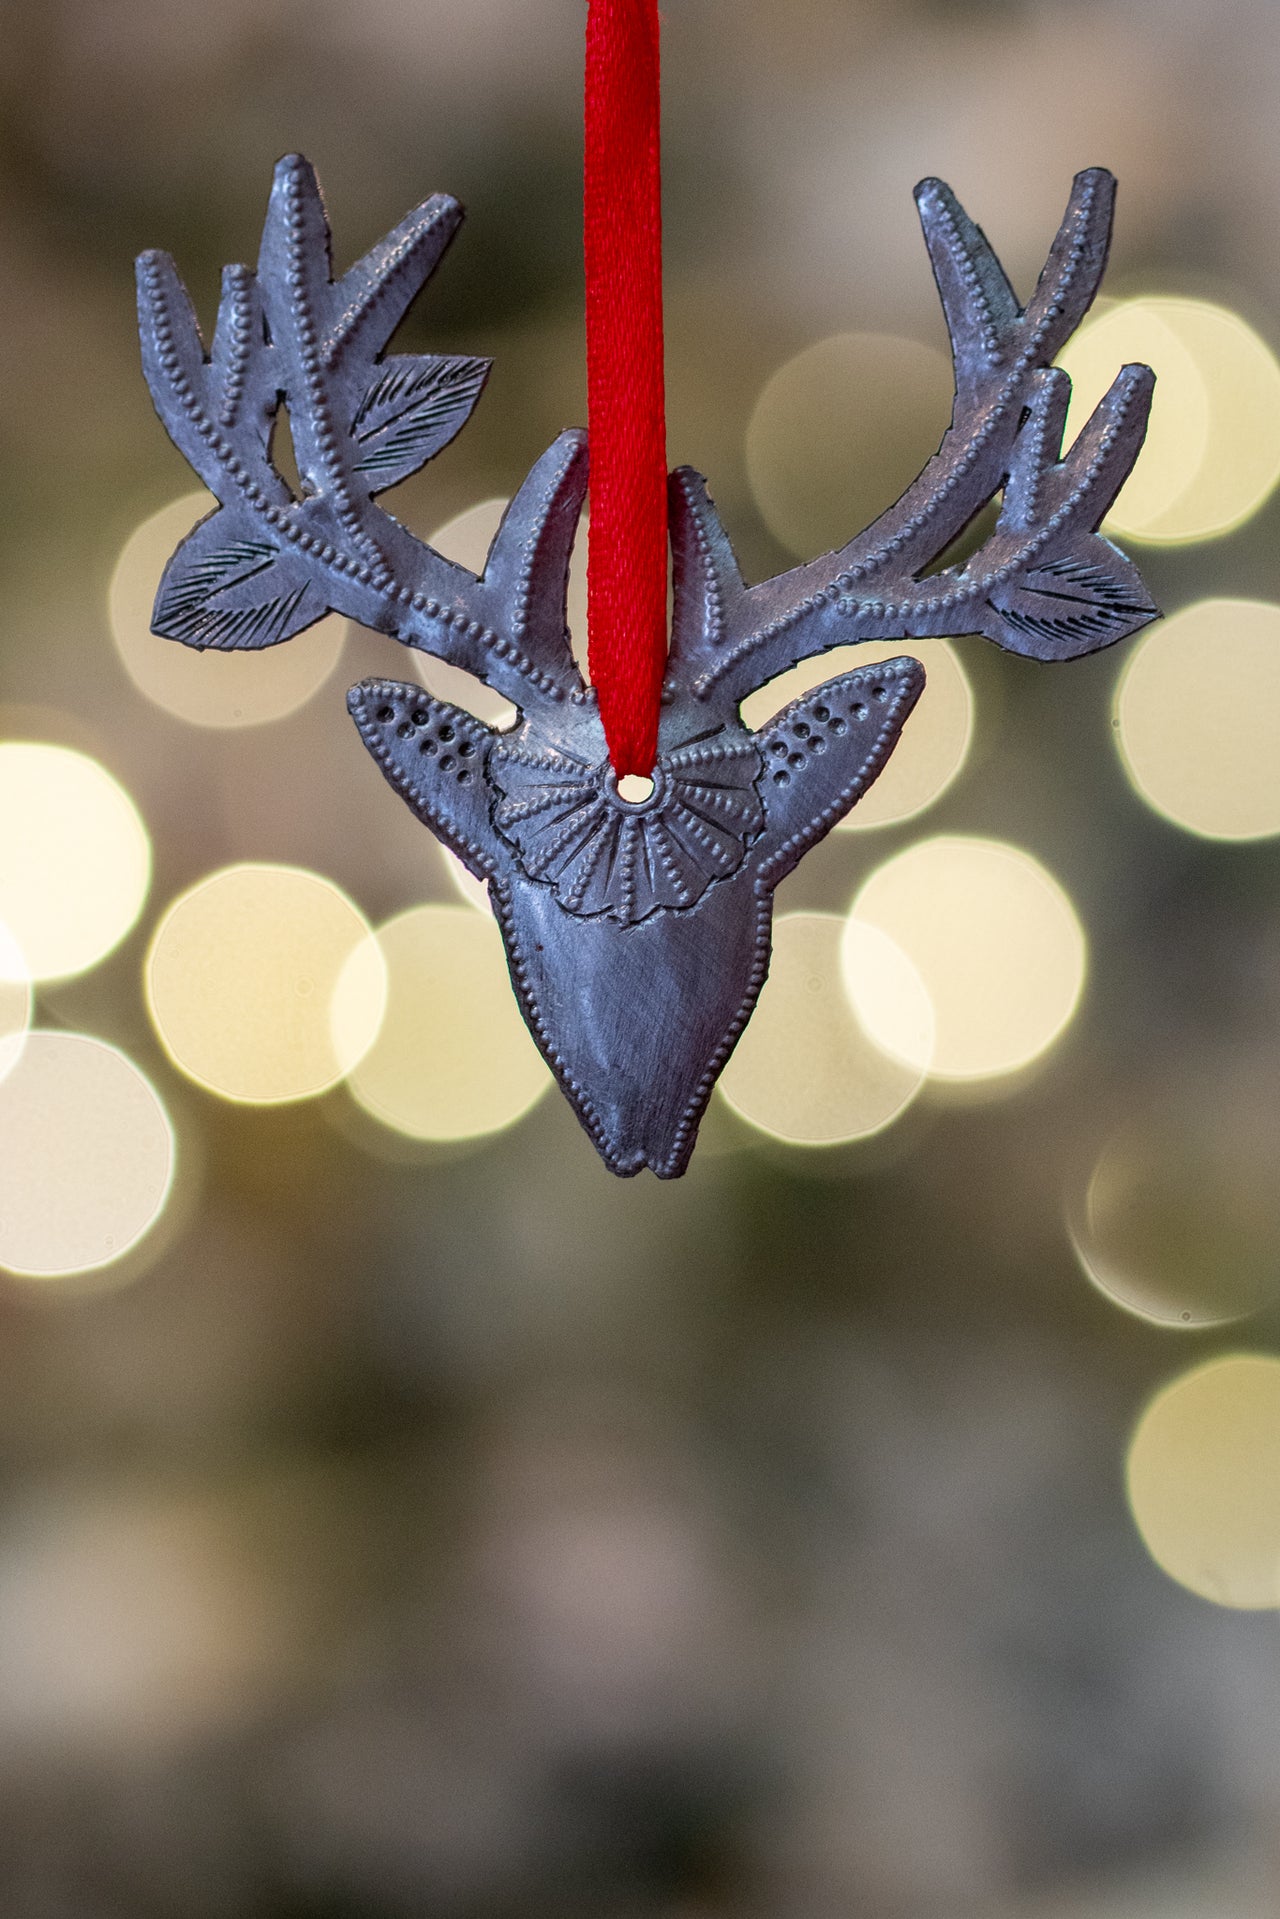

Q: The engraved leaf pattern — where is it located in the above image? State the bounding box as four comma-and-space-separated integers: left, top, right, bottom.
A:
984, 545, 1157, 659
152, 511, 330, 650
351, 355, 491, 489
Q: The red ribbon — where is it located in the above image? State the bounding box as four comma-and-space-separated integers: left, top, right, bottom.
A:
584, 0, 668, 778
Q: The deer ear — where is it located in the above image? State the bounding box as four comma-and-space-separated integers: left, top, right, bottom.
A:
755, 658, 925, 887
347, 679, 500, 882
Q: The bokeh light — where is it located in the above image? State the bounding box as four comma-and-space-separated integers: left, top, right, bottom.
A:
1126, 1355, 1280, 1609
745, 332, 954, 560
345, 904, 551, 1141
0, 919, 32, 1084
420, 496, 589, 723
0, 1032, 174, 1279
740, 640, 973, 829
0, 1480, 301, 1750
2, 0, 1280, 1904
1115, 599, 1280, 840
0, 743, 150, 981
109, 492, 348, 726
838, 915, 937, 1075
1057, 299, 1209, 532
147, 864, 385, 1104
1071, 1105, 1280, 1328
848, 836, 1086, 1082
718, 912, 931, 1145
1059, 297, 1280, 543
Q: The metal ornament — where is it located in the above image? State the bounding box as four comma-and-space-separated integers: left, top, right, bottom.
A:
137, 157, 1156, 1177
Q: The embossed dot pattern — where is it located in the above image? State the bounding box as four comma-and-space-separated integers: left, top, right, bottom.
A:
766, 686, 881, 787
370, 693, 483, 788
741, 640, 974, 831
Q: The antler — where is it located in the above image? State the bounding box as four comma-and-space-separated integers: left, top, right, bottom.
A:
136, 154, 586, 711
666, 168, 1157, 709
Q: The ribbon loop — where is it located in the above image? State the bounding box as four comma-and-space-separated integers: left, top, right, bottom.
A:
584, 0, 668, 776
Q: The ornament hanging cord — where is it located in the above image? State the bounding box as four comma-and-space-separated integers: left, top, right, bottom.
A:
584, 0, 668, 778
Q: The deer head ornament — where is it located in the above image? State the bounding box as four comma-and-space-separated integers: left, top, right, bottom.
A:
138, 158, 1155, 1175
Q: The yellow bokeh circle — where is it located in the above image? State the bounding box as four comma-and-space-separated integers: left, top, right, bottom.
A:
0, 918, 31, 1084
0, 1032, 174, 1279
1058, 300, 1210, 532
147, 864, 385, 1104
746, 332, 955, 561
1127, 1355, 1280, 1610
109, 492, 348, 727
848, 836, 1087, 1082
0, 743, 150, 981
1060, 297, 1280, 544
345, 904, 551, 1142
718, 912, 931, 1145
740, 640, 973, 831
1115, 599, 1280, 840
1071, 1108, 1280, 1330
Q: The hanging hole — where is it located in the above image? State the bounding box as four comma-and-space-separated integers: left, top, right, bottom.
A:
617, 774, 655, 805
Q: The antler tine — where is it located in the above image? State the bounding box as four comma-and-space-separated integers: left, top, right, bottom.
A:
138, 155, 584, 710
920, 168, 1114, 408
786, 167, 1118, 596
665, 466, 746, 685
667, 169, 1155, 708
477, 430, 590, 698
320, 178, 464, 370
913, 175, 1020, 401
136, 248, 289, 509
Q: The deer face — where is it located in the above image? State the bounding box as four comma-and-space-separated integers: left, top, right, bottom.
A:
349, 657, 924, 1175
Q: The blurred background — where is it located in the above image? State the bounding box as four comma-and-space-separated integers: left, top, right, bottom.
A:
1, 0, 1280, 1912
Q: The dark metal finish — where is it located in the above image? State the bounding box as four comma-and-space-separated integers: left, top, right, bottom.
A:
349, 657, 923, 1174
137, 156, 1157, 1177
